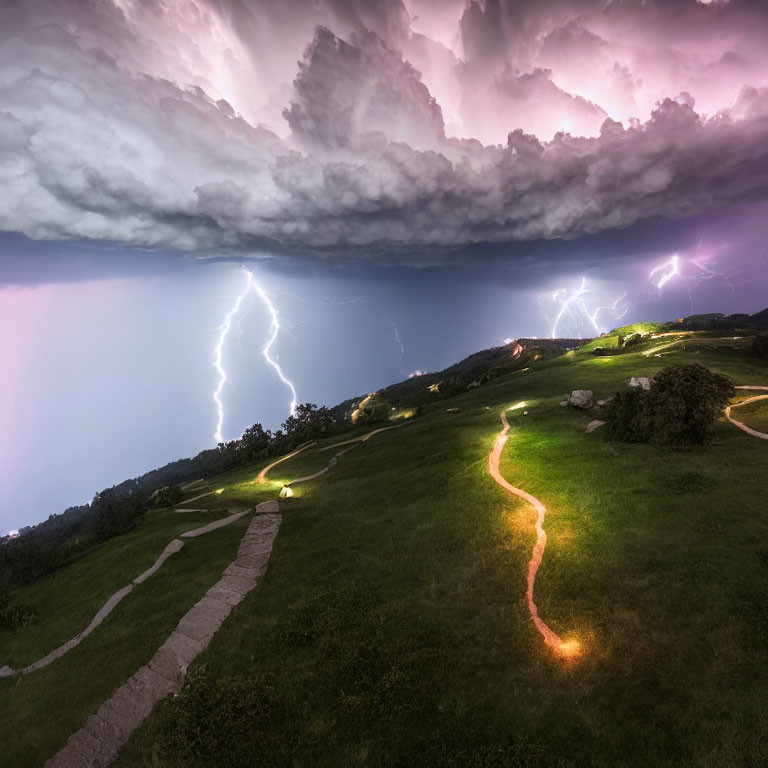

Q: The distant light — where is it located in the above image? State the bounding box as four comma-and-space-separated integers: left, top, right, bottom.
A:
408, 370, 424, 378
279, 486, 293, 498
215, 488, 225, 495
509, 401, 527, 411
504, 337, 513, 345
7, 529, 19, 538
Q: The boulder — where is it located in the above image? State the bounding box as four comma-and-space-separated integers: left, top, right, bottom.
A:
569, 390, 595, 409
585, 420, 606, 433
629, 377, 653, 390
559, 399, 569, 407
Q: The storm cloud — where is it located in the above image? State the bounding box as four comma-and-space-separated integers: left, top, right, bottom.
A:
2, 0, 768, 262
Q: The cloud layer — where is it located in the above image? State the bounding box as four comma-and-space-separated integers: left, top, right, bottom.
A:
2, 0, 768, 261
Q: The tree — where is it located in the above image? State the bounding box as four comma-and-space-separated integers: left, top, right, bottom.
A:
152, 485, 185, 508
750, 333, 768, 358
606, 364, 734, 448
240, 423, 273, 461
281, 403, 339, 444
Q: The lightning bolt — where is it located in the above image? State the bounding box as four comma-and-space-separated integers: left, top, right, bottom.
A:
213, 270, 253, 444
253, 283, 298, 418
392, 321, 405, 373
646, 247, 768, 314
213, 269, 298, 445
549, 277, 628, 338
649, 254, 680, 290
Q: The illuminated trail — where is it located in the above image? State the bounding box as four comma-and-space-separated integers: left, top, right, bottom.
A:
256, 441, 316, 484
725, 386, 768, 440
254, 283, 298, 417
213, 270, 254, 443
488, 405, 580, 658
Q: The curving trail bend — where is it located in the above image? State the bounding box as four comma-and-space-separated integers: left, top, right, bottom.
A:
256, 441, 316, 484
725, 386, 768, 440
489, 408, 579, 658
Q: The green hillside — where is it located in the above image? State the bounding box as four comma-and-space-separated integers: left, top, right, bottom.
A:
2, 327, 768, 767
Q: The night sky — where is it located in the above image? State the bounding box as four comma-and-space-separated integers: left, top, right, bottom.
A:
2, 0, 768, 530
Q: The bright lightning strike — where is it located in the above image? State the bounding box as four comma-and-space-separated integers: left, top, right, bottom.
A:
213, 270, 253, 444
649, 254, 680, 289
549, 277, 628, 338
392, 321, 405, 373
253, 283, 298, 418
213, 270, 298, 444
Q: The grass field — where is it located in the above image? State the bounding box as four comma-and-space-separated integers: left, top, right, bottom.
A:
733, 397, 768, 434
3, 333, 768, 767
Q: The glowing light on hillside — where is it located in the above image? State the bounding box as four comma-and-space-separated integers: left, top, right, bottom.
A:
7, 529, 19, 538
488, 406, 581, 659
408, 370, 424, 378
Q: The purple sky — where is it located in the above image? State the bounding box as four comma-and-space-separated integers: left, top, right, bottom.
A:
1, 0, 768, 529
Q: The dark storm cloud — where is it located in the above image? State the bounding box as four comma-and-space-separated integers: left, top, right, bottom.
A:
2, 0, 768, 263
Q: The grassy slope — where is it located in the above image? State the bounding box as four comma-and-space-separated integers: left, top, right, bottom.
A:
0, 508, 272, 766
735, 398, 768, 434
6, 335, 768, 767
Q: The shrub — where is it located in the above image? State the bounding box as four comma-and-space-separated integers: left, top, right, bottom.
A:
751, 333, 768, 358
606, 364, 734, 448
152, 485, 184, 508
0, 584, 36, 632
604, 387, 647, 443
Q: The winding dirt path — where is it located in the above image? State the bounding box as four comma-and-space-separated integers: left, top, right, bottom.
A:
317, 424, 403, 452
725, 386, 768, 440
45, 501, 280, 768
259, 425, 405, 489
489, 407, 579, 658
256, 441, 316, 483
0, 510, 251, 679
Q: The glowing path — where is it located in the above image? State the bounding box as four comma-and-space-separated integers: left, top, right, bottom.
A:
213, 270, 254, 443
256, 441, 317, 484
725, 386, 768, 440
488, 405, 579, 658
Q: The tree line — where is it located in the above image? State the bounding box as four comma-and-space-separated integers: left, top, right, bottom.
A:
0, 404, 344, 591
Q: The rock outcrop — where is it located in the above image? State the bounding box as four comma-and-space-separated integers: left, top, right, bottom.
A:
569, 390, 594, 409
